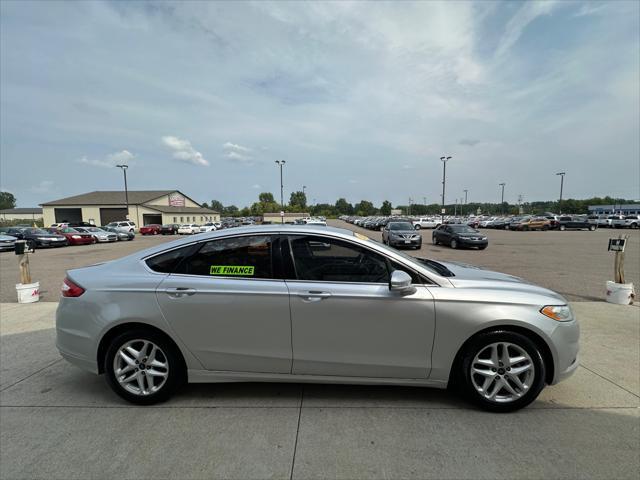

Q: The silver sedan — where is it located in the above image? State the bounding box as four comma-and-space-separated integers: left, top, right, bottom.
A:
56, 225, 579, 412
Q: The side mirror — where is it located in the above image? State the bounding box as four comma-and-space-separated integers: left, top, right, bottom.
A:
389, 270, 415, 294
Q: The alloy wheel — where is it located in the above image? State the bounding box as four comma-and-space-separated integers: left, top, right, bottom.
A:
470, 342, 535, 403
113, 339, 169, 396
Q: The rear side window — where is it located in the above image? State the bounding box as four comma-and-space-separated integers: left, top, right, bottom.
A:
146, 245, 194, 273
176, 235, 273, 279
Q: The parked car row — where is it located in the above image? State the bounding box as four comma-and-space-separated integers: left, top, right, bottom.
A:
0, 224, 135, 251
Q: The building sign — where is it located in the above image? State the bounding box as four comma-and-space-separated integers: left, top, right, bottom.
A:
169, 192, 185, 207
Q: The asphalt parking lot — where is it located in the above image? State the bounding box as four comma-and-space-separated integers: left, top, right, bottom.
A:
0, 301, 638, 479
1, 222, 637, 303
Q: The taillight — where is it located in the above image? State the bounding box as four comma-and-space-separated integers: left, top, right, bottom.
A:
62, 277, 85, 297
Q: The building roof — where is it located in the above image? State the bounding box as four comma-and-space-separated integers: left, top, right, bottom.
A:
146, 205, 219, 214
41, 190, 176, 206
0, 208, 43, 214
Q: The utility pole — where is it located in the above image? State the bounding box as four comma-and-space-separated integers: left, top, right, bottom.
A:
116, 164, 129, 219
463, 189, 468, 216
275, 160, 286, 223
556, 172, 565, 214
440, 156, 452, 223
499, 183, 506, 215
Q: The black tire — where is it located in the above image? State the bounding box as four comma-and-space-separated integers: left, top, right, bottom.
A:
432, 236, 438, 245
415, 225, 421, 230
457, 330, 546, 412
450, 239, 458, 249
104, 329, 185, 405
589, 225, 596, 231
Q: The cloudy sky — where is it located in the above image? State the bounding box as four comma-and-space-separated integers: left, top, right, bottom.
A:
1, 0, 638, 208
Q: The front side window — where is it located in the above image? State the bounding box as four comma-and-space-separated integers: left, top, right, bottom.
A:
176, 235, 273, 279
288, 235, 389, 283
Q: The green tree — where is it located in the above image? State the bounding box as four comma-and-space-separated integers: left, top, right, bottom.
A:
354, 200, 376, 216
380, 200, 392, 216
334, 198, 354, 215
222, 205, 239, 216
259, 192, 276, 204
0, 192, 16, 210
201, 201, 209, 209
289, 191, 307, 210
209, 200, 224, 212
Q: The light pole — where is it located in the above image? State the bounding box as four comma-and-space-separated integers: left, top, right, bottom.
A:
275, 160, 286, 223
499, 183, 506, 215
116, 164, 129, 219
556, 172, 565, 214
440, 156, 452, 223
463, 189, 468, 216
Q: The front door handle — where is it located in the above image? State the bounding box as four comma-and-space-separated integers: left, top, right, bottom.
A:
165, 287, 197, 298
296, 291, 332, 302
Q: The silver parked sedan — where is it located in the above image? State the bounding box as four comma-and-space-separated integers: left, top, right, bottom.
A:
56, 225, 579, 412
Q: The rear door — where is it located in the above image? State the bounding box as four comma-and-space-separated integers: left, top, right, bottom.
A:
154, 234, 292, 373
283, 234, 435, 379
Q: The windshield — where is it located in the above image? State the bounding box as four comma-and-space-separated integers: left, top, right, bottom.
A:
388, 222, 414, 230
450, 225, 477, 233
86, 227, 103, 232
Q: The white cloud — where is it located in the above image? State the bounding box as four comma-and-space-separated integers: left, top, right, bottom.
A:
223, 142, 253, 164
251, 184, 262, 189
495, 1, 559, 59
78, 150, 135, 168
30, 180, 54, 193
162, 136, 209, 166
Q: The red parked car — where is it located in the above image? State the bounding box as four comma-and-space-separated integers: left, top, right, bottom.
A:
139, 224, 162, 235
49, 227, 95, 246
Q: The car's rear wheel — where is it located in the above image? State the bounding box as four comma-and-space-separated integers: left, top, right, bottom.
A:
559, 225, 566, 231
450, 239, 458, 249
457, 330, 546, 412
105, 329, 185, 405
432, 236, 438, 245
589, 225, 596, 231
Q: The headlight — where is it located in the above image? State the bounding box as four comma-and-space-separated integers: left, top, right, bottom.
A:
541, 305, 573, 322
71, 235, 81, 239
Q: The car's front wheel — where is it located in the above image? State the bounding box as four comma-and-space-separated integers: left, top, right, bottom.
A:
450, 239, 458, 249
105, 329, 185, 405
457, 330, 546, 412
432, 236, 438, 245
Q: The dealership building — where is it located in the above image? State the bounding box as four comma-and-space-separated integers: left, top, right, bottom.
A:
588, 204, 640, 215
41, 190, 219, 227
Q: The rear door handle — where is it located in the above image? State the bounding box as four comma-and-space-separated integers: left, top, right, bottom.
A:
165, 287, 197, 298
296, 291, 332, 302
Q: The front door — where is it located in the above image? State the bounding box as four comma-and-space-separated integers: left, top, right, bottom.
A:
284, 234, 435, 379
155, 234, 292, 373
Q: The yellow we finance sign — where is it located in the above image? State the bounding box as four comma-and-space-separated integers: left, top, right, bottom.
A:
210, 265, 255, 276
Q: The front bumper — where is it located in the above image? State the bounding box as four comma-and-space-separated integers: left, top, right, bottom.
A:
389, 237, 422, 247
36, 239, 67, 247
548, 318, 580, 385
458, 238, 488, 247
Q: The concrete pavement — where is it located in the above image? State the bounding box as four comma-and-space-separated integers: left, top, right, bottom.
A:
0, 301, 638, 479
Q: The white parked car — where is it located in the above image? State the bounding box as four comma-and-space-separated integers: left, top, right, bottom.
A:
105, 221, 136, 233
412, 218, 440, 230
613, 215, 640, 229
199, 222, 221, 232
178, 224, 200, 235
304, 218, 327, 226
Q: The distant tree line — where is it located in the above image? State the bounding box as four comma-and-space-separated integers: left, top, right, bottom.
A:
205, 194, 637, 218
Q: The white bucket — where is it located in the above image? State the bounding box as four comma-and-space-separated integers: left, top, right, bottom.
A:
606, 281, 635, 305
16, 282, 40, 304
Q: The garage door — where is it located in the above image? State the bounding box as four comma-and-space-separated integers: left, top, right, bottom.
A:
54, 208, 82, 223
100, 208, 128, 226
142, 214, 162, 225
